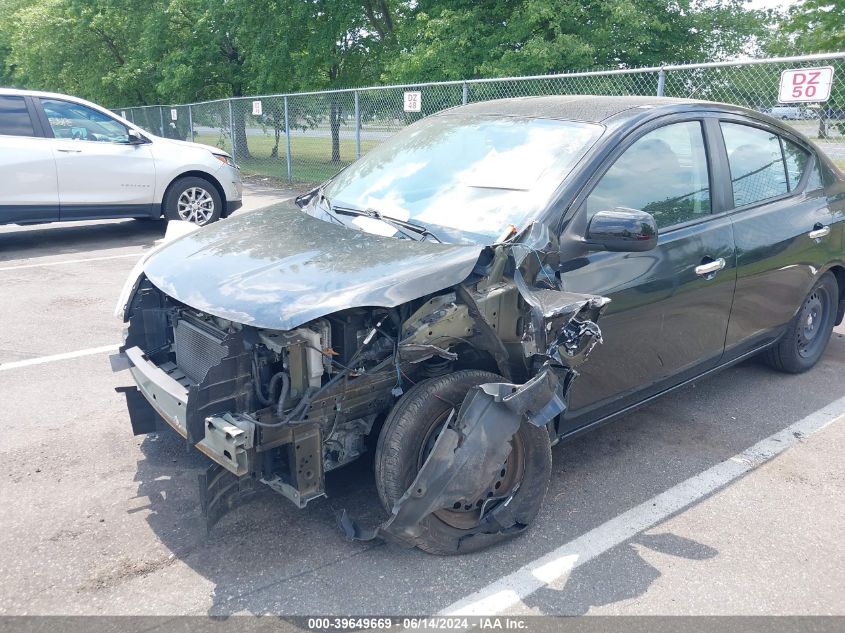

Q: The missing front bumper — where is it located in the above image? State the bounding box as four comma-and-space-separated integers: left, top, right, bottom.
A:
113, 346, 255, 477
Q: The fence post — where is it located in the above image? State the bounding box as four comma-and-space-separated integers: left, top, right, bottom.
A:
228, 98, 237, 163
284, 96, 292, 182
188, 104, 194, 142
462, 82, 469, 105
657, 68, 666, 97
354, 91, 361, 160
159, 106, 165, 136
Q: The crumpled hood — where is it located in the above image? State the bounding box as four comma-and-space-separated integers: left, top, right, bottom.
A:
143, 202, 484, 330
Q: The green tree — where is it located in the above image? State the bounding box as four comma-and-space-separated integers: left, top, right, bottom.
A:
384, 0, 769, 82
766, 0, 845, 54
4, 0, 161, 105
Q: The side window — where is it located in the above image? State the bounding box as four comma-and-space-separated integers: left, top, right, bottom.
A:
721, 122, 788, 207
39, 98, 129, 143
586, 121, 711, 230
0, 95, 36, 137
782, 138, 823, 192
782, 139, 808, 190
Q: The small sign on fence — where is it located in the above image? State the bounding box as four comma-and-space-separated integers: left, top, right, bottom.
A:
170, 108, 178, 121
121, 111, 126, 119
252, 100, 263, 116
778, 66, 834, 103
403, 91, 422, 112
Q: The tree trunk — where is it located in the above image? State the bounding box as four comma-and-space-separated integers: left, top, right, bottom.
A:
271, 112, 282, 159
232, 109, 252, 160
818, 109, 829, 140
330, 97, 342, 164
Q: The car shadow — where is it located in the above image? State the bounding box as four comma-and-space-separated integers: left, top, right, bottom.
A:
521, 532, 718, 615
0, 219, 166, 262
128, 332, 844, 615
133, 424, 388, 613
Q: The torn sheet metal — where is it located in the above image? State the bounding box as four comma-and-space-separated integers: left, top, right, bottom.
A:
510, 222, 609, 366
341, 365, 569, 550
455, 284, 513, 380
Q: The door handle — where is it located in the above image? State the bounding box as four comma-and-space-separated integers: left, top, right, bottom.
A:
56, 148, 82, 153
695, 257, 726, 277
808, 225, 830, 240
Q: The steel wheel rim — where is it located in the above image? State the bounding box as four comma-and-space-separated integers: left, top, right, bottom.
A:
797, 287, 831, 359
417, 408, 526, 530
177, 187, 215, 224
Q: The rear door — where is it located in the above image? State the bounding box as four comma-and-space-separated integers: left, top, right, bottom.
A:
36, 97, 157, 219
717, 118, 843, 357
0, 94, 59, 223
557, 116, 737, 430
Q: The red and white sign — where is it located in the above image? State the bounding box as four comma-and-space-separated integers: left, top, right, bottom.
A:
403, 91, 422, 112
778, 66, 834, 103
252, 100, 263, 116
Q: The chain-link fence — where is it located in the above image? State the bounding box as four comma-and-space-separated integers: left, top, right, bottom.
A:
117, 52, 845, 185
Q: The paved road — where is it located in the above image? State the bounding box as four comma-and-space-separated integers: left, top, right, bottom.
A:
0, 187, 843, 616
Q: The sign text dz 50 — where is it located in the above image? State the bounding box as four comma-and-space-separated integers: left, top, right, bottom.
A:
778, 66, 834, 103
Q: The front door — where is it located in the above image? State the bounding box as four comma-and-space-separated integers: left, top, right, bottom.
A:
37, 97, 157, 219
558, 118, 737, 432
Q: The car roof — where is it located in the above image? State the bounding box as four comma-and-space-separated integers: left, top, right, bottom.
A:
438, 94, 740, 124
0, 87, 86, 100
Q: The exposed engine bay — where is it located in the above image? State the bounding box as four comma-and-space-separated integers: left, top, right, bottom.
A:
114, 220, 608, 551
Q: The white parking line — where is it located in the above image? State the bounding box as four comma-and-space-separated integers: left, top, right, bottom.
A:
0, 344, 120, 371
0, 253, 140, 272
441, 394, 845, 616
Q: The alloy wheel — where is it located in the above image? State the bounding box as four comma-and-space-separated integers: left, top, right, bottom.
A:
176, 187, 215, 224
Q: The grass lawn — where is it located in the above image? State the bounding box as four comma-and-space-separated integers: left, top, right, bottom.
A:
834, 159, 845, 171
194, 133, 379, 183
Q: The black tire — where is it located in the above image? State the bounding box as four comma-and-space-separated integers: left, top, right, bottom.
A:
164, 176, 222, 225
374, 370, 552, 555
764, 272, 839, 374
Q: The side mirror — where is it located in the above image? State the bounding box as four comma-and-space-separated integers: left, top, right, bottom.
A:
585, 208, 658, 252
128, 129, 148, 145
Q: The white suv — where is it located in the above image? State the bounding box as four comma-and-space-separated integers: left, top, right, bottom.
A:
0, 88, 242, 226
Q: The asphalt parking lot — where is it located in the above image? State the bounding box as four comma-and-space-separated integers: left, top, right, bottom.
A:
1, 185, 844, 616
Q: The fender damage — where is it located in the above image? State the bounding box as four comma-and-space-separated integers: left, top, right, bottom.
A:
342, 224, 608, 551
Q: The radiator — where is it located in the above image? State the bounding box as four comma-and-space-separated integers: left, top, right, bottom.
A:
173, 318, 228, 384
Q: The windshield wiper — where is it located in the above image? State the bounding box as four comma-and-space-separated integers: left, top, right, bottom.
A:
332, 206, 443, 243
304, 188, 348, 227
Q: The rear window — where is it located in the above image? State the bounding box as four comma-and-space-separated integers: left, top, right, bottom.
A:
0, 96, 36, 137
781, 139, 823, 191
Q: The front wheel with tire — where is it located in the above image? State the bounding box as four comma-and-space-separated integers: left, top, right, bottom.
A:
374, 370, 552, 555
164, 176, 222, 225
764, 272, 839, 374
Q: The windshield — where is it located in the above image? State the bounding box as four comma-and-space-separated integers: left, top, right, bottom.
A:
322, 113, 603, 241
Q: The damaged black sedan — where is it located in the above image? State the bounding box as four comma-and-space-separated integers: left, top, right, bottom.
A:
113, 96, 845, 554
